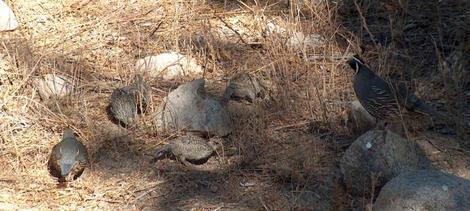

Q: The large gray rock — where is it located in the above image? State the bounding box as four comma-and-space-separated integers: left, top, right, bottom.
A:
374, 170, 470, 211
340, 129, 431, 196
155, 79, 232, 137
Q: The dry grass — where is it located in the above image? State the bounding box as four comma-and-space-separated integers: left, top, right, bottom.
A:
0, 0, 468, 210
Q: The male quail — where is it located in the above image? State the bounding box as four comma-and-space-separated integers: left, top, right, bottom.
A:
346, 55, 444, 122
47, 128, 89, 183
153, 135, 215, 166
108, 74, 150, 127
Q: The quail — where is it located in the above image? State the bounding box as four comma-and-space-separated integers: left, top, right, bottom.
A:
47, 128, 89, 183
153, 135, 216, 166
108, 74, 150, 127
223, 73, 265, 103
346, 55, 445, 123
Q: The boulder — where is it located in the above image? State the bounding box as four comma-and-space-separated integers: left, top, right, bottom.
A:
340, 129, 431, 196
155, 79, 232, 137
33, 74, 74, 100
374, 170, 470, 211
0, 1, 18, 31
135, 52, 203, 80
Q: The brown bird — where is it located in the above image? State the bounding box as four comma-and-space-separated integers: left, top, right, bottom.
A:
108, 74, 150, 127
153, 135, 216, 166
47, 128, 89, 183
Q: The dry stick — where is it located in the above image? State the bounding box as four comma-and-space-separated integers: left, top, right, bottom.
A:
259, 196, 271, 211
207, 2, 250, 45
214, 15, 249, 45
314, 86, 329, 124
131, 181, 165, 203
273, 120, 310, 131
353, 0, 378, 48
148, 19, 165, 38
236, 0, 256, 13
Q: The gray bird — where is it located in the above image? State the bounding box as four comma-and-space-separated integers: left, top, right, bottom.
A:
109, 75, 150, 127
223, 73, 265, 103
346, 55, 445, 123
153, 135, 216, 166
47, 128, 89, 183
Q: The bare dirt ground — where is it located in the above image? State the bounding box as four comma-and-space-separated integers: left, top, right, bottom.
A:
0, 0, 469, 210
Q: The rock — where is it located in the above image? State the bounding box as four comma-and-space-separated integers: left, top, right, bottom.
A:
135, 52, 203, 80
374, 170, 470, 211
33, 74, 74, 100
340, 129, 431, 196
47, 128, 89, 183
264, 20, 286, 37
223, 73, 265, 103
108, 75, 150, 127
153, 134, 215, 166
287, 32, 325, 50
349, 100, 377, 133
0, 1, 18, 31
155, 79, 232, 137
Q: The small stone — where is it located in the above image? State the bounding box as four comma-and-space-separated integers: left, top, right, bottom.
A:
34, 74, 74, 100
135, 52, 203, 80
264, 21, 286, 36
0, 1, 18, 31
287, 32, 325, 50
209, 184, 218, 193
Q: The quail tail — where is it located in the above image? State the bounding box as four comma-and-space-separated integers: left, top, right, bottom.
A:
413, 100, 449, 121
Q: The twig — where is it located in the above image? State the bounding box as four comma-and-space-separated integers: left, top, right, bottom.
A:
259, 196, 270, 211
214, 15, 249, 45
353, 0, 378, 47
273, 121, 310, 131
131, 181, 165, 203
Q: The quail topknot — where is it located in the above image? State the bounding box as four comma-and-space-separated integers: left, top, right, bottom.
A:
47, 128, 89, 183
346, 55, 445, 123
108, 74, 150, 127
